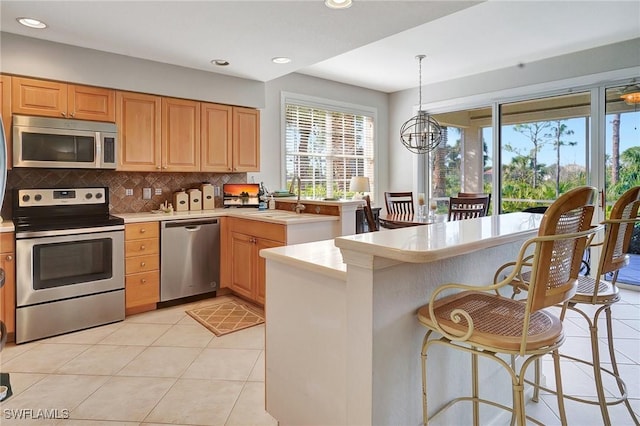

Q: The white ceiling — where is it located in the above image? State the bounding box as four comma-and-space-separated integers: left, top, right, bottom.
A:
1, 0, 639, 93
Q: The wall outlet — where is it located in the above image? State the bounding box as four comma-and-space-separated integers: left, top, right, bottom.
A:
155, 188, 162, 195
125, 188, 133, 196
143, 188, 152, 200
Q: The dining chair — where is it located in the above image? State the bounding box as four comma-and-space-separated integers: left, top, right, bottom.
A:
458, 192, 491, 215
418, 186, 599, 426
384, 191, 414, 215
498, 186, 640, 425
362, 195, 378, 232
447, 196, 490, 221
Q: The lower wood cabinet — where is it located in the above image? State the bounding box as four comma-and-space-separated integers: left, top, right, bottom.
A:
124, 223, 160, 315
223, 218, 285, 305
0, 233, 15, 342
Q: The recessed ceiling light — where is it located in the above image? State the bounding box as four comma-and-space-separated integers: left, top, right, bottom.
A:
211, 59, 230, 66
17, 17, 47, 29
325, 0, 352, 9
272, 57, 291, 64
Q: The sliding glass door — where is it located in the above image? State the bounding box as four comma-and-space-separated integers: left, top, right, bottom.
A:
498, 92, 590, 213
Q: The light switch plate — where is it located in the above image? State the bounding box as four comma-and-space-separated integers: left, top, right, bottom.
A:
155, 188, 162, 195
143, 188, 152, 199
125, 189, 133, 196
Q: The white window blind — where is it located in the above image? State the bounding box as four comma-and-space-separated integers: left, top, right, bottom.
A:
284, 101, 375, 200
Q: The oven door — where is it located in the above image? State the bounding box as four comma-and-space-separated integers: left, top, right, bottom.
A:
16, 228, 124, 307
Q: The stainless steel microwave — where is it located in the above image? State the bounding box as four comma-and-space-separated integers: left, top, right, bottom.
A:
13, 115, 117, 169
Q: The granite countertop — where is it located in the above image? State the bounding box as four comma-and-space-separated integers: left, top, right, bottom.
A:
116, 208, 339, 225
0, 220, 15, 233
261, 212, 543, 269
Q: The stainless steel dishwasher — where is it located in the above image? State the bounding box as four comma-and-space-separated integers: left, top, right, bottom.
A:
160, 218, 220, 302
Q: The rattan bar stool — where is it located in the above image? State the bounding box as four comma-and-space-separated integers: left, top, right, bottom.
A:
418, 186, 599, 426
496, 186, 640, 426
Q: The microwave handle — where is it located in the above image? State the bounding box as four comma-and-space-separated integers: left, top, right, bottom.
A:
95, 132, 102, 168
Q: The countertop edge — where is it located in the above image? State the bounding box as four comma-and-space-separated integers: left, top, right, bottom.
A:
260, 240, 347, 281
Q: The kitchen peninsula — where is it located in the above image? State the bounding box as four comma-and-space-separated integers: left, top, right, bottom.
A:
261, 212, 543, 426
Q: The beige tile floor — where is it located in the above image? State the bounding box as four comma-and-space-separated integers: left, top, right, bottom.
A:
0, 288, 638, 426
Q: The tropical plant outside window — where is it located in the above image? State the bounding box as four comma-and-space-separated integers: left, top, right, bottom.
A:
284, 100, 375, 200
499, 92, 590, 212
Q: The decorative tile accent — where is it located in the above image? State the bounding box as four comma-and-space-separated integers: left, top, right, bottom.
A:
2, 169, 247, 216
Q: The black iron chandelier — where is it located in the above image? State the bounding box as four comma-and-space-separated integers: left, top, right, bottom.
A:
400, 55, 442, 154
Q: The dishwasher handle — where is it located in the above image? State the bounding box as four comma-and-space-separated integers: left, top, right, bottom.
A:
162, 218, 219, 229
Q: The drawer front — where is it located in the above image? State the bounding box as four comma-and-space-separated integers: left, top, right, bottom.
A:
228, 217, 285, 242
0, 233, 14, 253
125, 271, 159, 306
125, 222, 159, 240
125, 238, 159, 257
125, 254, 159, 274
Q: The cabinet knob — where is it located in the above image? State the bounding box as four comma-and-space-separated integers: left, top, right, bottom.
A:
5, 255, 12, 261
140, 245, 146, 250
61, 112, 66, 117
140, 228, 146, 233
162, 165, 168, 170
156, 165, 162, 169
141, 278, 147, 284
70, 112, 75, 118
140, 262, 146, 267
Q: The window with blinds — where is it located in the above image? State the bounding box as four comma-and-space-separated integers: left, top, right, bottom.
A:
284, 99, 375, 200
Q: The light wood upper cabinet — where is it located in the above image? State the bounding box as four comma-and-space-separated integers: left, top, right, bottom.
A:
12, 77, 115, 122
117, 91, 162, 171
201, 103, 233, 172
0, 75, 12, 170
232, 106, 260, 172
69, 84, 115, 122
162, 97, 200, 172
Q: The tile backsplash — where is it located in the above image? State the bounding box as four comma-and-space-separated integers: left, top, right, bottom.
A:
2, 169, 247, 217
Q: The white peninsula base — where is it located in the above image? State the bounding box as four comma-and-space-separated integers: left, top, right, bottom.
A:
262, 213, 543, 425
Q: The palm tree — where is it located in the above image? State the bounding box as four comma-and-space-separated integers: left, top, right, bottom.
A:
546, 120, 577, 197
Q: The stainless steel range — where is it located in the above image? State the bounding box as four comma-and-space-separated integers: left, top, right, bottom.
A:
12, 187, 125, 344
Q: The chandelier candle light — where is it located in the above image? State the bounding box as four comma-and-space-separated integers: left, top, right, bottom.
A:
400, 55, 443, 154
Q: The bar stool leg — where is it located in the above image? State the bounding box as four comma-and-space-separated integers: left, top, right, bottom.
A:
591, 306, 613, 425
603, 305, 640, 425
552, 349, 568, 426
472, 352, 480, 426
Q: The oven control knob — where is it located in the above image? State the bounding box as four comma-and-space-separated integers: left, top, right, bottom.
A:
34, 194, 42, 202
86, 193, 93, 199
96, 193, 103, 199
22, 194, 30, 203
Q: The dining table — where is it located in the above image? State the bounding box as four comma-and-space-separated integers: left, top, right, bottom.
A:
378, 212, 433, 228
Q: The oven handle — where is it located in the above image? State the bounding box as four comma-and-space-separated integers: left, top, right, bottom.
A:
16, 224, 125, 239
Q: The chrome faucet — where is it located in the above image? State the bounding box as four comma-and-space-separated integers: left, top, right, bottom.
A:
289, 175, 306, 214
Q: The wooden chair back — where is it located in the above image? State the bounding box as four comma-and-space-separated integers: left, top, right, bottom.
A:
384, 192, 414, 215
448, 196, 490, 221
527, 186, 597, 311
458, 192, 491, 215
363, 195, 378, 232
598, 186, 640, 279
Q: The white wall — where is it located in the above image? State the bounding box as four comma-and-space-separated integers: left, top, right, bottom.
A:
388, 38, 640, 193
0, 32, 265, 108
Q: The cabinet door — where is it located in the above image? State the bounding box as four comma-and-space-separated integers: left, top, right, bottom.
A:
12, 77, 67, 118
201, 103, 232, 172
0, 75, 11, 170
232, 107, 260, 172
0, 251, 15, 337
255, 238, 283, 305
162, 98, 200, 172
117, 91, 162, 171
69, 85, 115, 122
230, 232, 255, 300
